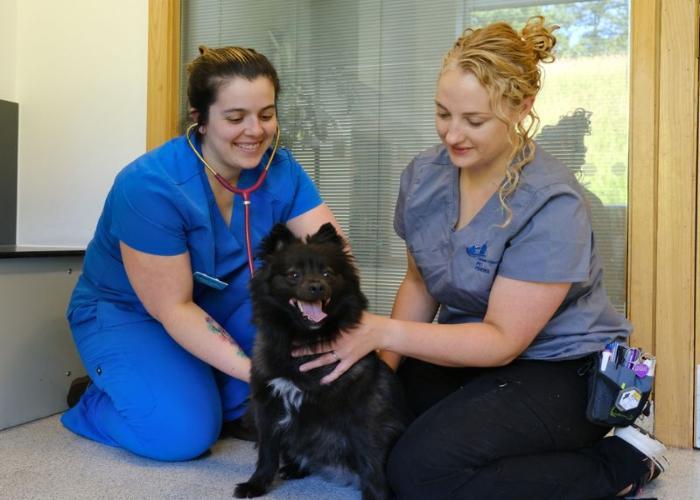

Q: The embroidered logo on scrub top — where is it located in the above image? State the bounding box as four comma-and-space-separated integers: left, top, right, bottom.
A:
466, 242, 498, 274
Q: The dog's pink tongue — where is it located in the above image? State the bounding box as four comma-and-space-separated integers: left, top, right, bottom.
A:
302, 300, 327, 322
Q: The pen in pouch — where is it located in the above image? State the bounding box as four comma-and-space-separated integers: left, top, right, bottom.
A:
630, 348, 641, 368
615, 345, 626, 367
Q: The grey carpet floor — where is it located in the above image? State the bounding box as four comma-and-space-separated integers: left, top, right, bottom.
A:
0, 414, 358, 499
2, 414, 699, 499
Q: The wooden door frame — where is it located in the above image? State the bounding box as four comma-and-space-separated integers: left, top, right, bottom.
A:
628, 0, 698, 448
146, 0, 180, 151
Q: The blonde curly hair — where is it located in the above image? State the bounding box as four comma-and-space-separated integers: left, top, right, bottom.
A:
441, 16, 558, 226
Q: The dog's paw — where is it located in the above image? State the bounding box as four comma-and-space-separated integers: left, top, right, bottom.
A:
233, 481, 267, 498
279, 463, 310, 480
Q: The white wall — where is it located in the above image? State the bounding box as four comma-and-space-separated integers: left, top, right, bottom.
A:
15, 0, 148, 246
0, 0, 18, 101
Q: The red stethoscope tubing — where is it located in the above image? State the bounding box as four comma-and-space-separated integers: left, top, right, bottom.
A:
186, 123, 280, 276
212, 171, 268, 276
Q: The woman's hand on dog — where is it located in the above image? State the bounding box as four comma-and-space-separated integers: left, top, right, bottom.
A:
292, 312, 389, 384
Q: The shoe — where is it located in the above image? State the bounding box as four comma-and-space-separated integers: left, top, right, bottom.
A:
614, 425, 669, 496
220, 413, 257, 442
66, 375, 92, 408
614, 425, 669, 470
193, 449, 212, 460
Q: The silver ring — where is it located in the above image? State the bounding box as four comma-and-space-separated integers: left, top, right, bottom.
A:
330, 350, 339, 362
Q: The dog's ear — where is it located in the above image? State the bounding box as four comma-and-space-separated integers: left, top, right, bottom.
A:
258, 224, 298, 258
307, 222, 346, 247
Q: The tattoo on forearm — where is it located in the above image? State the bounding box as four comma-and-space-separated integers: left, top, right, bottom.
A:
205, 316, 246, 357
205, 315, 228, 338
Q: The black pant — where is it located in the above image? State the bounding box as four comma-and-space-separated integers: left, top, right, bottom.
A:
387, 357, 649, 500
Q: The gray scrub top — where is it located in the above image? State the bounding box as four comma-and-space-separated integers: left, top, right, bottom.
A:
394, 143, 631, 360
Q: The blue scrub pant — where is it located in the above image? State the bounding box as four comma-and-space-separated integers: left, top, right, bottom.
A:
61, 310, 248, 461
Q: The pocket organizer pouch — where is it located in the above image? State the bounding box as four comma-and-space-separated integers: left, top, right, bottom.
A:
586, 350, 654, 427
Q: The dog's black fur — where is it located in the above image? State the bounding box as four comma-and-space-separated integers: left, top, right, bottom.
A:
233, 223, 407, 500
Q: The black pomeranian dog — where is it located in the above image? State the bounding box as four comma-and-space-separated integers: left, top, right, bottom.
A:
234, 223, 406, 500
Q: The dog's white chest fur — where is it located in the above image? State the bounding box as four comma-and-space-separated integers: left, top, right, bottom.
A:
268, 377, 303, 426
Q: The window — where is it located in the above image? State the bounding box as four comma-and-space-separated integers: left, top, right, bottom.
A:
181, 0, 630, 314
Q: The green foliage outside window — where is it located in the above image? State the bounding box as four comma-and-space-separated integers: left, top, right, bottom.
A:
470, 0, 628, 58
471, 0, 629, 205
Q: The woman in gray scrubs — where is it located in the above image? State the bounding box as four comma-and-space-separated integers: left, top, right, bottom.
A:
295, 16, 666, 499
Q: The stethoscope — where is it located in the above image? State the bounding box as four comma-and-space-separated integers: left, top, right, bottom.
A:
186, 123, 281, 276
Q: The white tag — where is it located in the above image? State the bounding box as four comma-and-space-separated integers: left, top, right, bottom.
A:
615, 387, 642, 411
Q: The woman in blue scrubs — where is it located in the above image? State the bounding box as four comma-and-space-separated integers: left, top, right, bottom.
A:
62, 46, 341, 461
295, 17, 667, 499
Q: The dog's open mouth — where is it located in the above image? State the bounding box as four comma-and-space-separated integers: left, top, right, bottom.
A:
289, 298, 330, 328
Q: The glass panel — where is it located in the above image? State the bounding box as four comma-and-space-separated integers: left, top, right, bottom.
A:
469, 1, 630, 313
181, 0, 630, 314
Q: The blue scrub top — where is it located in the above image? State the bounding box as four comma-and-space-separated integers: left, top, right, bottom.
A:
394, 143, 631, 360
68, 135, 323, 357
